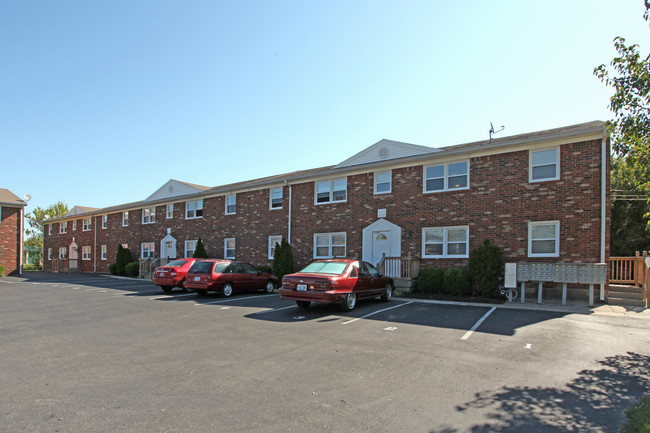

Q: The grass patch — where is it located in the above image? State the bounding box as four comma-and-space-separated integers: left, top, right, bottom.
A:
622, 394, 650, 433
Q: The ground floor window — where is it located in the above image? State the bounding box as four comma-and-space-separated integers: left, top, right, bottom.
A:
59, 247, 67, 259
48, 248, 52, 260
224, 238, 235, 259
422, 226, 469, 258
185, 240, 197, 257
82, 246, 91, 260
314, 232, 346, 258
101, 245, 107, 260
141, 242, 155, 258
528, 221, 560, 257
268, 235, 282, 259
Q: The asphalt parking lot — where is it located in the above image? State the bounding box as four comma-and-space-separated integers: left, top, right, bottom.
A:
1, 272, 649, 433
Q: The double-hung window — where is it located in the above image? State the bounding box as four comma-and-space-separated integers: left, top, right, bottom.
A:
530, 148, 559, 182
270, 188, 283, 209
59, 221, 67, 234
82, 246, 91, 260
48, 248, 52, 260
186, 200, 203, 219
142, 207, 155, 224
315, 178, 347, 204
166, 204, 173, 219
268, 235, 282, 259
314, 233, 346, 258
83, 218, 92, 231
185, 240, 197, 257
224, 238, 235, 259
122, 211, 129, 227
59, 247, 67, 259
73, 220, 77, 231
422, 226, 469, 258
48, 224, 52, 235
101, 245, 107, 260
374, 171, 392, 194
225, 195, 236, 215
528, 221, 559, 257
424, 161, 469, 193
101, 215, 107, 229
141, 242, 155, 258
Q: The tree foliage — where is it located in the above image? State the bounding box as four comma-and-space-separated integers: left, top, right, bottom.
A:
594, 1, 650, 162
193, 237, 208, 258
115, 244, 134, 276
23, 202, 69, 256
611, 156, 650, 255
468, 239, 504, 297
272, 237, 294, 281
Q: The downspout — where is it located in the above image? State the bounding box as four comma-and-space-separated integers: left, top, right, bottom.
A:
19, 206, 23, 276
287, 183, 292, 244
600, 128, 608, 301
94, 216, 97, 273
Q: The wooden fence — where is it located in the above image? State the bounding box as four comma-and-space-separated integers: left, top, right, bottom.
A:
378, 256, 420, 279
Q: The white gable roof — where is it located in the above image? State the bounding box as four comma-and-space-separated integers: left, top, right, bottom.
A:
67, 206, 99, 216
334, 139, 441, 169
145, 179, 209, 202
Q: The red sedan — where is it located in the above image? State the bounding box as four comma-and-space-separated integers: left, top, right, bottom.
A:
152, 258, 199, 293
184, 259, 278, 297
279, 259, 394, 311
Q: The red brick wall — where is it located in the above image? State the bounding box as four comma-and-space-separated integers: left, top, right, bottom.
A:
0, 206, 21, 275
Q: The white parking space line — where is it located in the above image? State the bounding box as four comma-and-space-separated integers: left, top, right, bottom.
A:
341, 301, 414, 325
196, 294, 275, 305
461, 307, 497, 340
149, 293, 196, 300
250, 305, 296, 315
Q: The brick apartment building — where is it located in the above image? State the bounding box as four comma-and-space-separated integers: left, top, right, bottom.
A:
43, 121, 610, 285
0, 189, 28, 276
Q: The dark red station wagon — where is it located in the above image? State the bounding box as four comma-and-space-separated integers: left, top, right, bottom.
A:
279, 259, 394, 311
184, 259, 278, 297
152, 258, 199, 293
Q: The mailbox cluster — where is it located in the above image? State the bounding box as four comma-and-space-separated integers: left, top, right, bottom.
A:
515, 262, 607, 306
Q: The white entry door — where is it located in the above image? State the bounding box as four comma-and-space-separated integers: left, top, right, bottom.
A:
68, 241, 78, 270
372, 231, 391, 267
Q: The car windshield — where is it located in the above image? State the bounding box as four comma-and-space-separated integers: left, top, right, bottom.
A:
189, 261, 214, 273
167, 259, 188, 267
300, 261, 348, 275
213, 263, 229, 273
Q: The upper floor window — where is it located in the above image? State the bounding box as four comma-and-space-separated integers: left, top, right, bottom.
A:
122, 211, 129, 227
82, 218, 92, 231
186, 200, 203, 219
166, 204, 173, 219
316, 178, 347, 204
270, 188, 283, 209
374, 171, 392, 194
528, 221, 560, 257
424, 161, 469, 193
422, 226, 469, 258
268, 235, 282, 259
314, 232, 346, 258
73, 220, 77, 231
48, 224, 52, 235
59, 221, 67, 234
530, 148, 559, 182
225, 194, 236, 215
141, 242, 155, 258
101, 215, 107, 229
142, 207, 156, 224
224, 238, 235, 259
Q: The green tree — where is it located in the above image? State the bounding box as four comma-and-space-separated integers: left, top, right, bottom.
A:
594, 1, 650, 162
272, 237, 294, 281
193, 237, 208, 258
115, 244, 133, 276
24, 201, 69, 256
468, 239, 505, 297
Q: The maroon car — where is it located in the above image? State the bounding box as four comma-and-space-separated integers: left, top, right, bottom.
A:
184, 259, 278, 297
152, 258, 199, 293
279, 259, 393, 311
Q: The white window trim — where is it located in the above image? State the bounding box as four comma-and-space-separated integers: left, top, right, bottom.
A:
269, 188, 283, 210
374, 171, 392, 195
185, 240, 197, 258
529, 147, 560, 183
82, 218, 92, 232
166, 204, 173, 219
224, 238, 235, 259
48, 248, 52, 260
142, 207, 156, 224
528, 221, 560, 257
141, 242, 155, 259
59, 247, 67, 259
225, 194, 236, 215
48, 224, 52, 235
82, 246, 91, 260
122, 211, 129, 227
101, 245, 107, 260
101, 215, 107, 229
314, 178, 347, 205
185, 200, 203, 219
421, 226, 470, 258
73, 220, 77, 231
59, 221, 67, 234
423, 160, 470, 194
313, 232, 347, 259
268, 235, 282, 259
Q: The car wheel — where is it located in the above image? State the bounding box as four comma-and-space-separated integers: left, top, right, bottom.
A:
296, 300, 311, 309
263, 280, 275, 294
196, 290, 207, 296
380, 283, 393, 302
222, 283, 233, 297
161, 286, 172, 293
340, 293, 357, 311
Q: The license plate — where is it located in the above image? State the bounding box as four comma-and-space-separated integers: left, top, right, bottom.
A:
158, 272, 165, 277
297, 284, 307, 291
194, 276, 201, 281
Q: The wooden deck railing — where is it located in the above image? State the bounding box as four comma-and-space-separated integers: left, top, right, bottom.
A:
609, 252, 647, 286
378, 256, 420, 279
644, 256, 650, 308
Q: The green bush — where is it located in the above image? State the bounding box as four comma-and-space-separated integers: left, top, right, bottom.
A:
108, 263, 118, 275
272, 237, 294, 281
115, 245, 133, 276
23, 264, 41, 272
0, 265, 5, 277
257, 265, 273, 274
469, 239, 505, 297
193, 237, 208, 258
417, 268, 444, 293
125, 262, 140, 278
443, 268, 470, 295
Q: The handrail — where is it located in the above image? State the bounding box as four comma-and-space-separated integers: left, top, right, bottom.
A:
381, 256, 420, 279
644, 256, 650, 308
609, 256, 641, 285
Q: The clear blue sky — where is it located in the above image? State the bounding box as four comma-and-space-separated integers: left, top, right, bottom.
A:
2, 0, 648, 219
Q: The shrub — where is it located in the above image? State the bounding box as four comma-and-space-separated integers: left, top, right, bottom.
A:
108, 263, 118, 275
125, 262, 140, 278
443, 268, 470, 295
23, 264, 41, 272
469, 239, 505, 297
417, 268, 444, 293
193, 237, 208, 258
272, 237, 294, 281
0, 265, 5, 277
115, 245, 133, 276
257, 265, 273, 274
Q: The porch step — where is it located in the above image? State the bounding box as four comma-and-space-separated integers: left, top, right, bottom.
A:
393, 278, 416, 293
608, 284, 646, 308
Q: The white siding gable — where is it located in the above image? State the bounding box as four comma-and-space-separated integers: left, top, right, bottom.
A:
145, 179, 209, 202
334, 139, 440, 169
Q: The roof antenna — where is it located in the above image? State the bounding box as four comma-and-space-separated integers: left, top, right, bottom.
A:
489, 122, 505, 143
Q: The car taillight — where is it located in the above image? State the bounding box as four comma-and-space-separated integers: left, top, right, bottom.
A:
313, 281, 331, 290
282, 279, 295, 288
